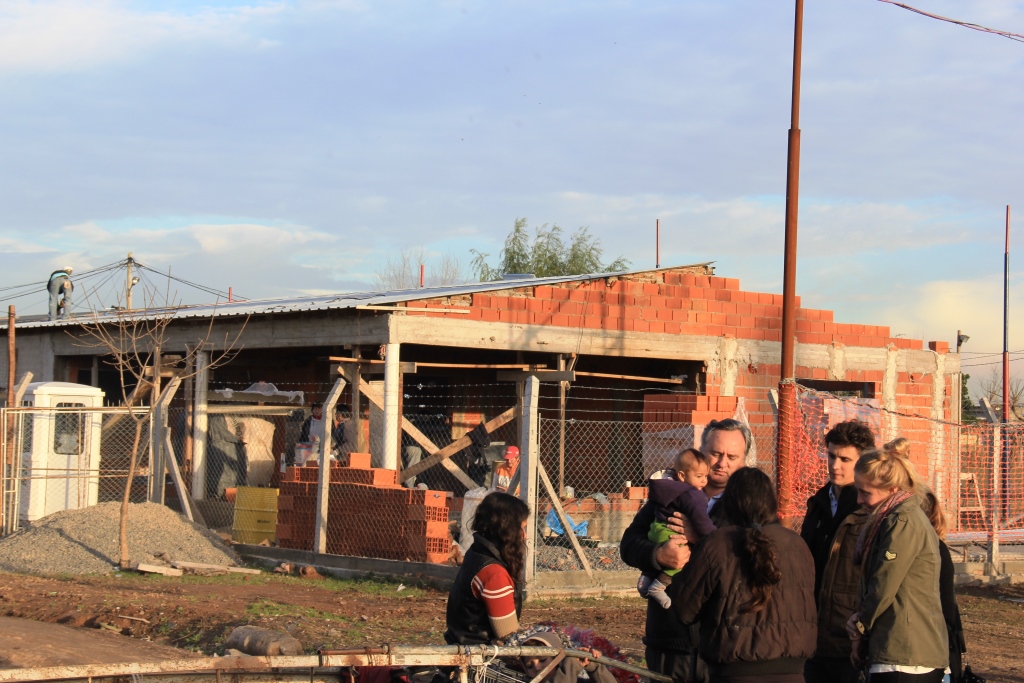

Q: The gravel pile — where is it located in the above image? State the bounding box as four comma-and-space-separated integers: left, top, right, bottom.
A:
535, 541, 631, 572
0, 502, 241, 576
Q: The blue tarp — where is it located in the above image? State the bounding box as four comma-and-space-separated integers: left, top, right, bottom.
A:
545, 508, 589, 537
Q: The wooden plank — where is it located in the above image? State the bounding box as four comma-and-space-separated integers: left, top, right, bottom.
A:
574, 371, 682, 384
331, 362, 416, 376
497, 371, 575, 382
7, 372, 33, 408
164, 431, 194, 523
171, 561, 261, 575
401, 407, 516, 481
414, 363, 546, 370
135, 563, 183, 577
356, 377, 477, 489
536, 460, 593, 577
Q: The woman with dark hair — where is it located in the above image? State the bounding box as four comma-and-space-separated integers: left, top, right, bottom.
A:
444, 491, 530, 645
667, 468, 817, 683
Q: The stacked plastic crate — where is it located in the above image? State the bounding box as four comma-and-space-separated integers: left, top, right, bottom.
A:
275, 452, 452, 564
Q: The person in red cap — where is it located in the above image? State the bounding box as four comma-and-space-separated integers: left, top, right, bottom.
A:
492, 445, 520, 492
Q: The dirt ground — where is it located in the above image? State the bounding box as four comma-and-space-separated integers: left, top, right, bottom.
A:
0, 571, 1020, 681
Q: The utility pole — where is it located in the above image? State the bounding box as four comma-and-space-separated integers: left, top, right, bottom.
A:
1003, 206, 1011, 426
126, 252, 135, 310
776, 0, 804, 524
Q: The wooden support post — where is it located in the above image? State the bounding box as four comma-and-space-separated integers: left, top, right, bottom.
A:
537, 458, 592, 577
315, 374, 347, 554
191, 350, 209, 500
519, 376, 539, 586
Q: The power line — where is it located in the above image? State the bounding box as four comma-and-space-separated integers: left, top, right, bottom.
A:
878, 0, 1024, 44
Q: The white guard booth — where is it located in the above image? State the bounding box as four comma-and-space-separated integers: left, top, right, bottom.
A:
19, 382, 105, 523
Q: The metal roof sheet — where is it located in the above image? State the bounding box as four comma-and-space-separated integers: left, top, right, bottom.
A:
2, 264, 713, 331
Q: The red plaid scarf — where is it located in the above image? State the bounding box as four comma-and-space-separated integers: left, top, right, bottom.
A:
854, 490, 913, 566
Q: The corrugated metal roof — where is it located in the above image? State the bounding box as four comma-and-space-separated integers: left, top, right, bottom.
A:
2, 263, 713, 331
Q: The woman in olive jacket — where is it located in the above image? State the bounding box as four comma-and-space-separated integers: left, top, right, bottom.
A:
668, 468, 816, 683
847, 439, 947, 683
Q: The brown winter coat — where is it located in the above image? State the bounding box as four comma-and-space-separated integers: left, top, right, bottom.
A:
668, 523, 817, 676
815, 507, 869, 659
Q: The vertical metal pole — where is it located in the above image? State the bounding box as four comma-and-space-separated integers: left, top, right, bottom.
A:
228, 287, 233, 303
4, 306, 14, 534
191, 350, 209, 500
6, 307, 14, 410
420, 264, 425, 288
125, 253, 134, 311
382, 343, 400, 471
1003, 205, 1011, 522
149, 347, 163, 504
519, 376, 540, 590
352, 349, 365, 453
991, 420, 1001, 573
558, 355, 566, 495
1004, 206, 1011, 424
776, 0, 804, 523
656, 219, 660, 269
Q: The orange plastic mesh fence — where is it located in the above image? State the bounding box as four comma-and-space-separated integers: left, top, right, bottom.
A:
785, 386, 1023, 541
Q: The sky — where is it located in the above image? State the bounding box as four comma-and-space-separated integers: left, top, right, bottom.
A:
1, 0, 1023, 393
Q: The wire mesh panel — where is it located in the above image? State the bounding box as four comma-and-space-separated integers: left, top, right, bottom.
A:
1, 406, 153, 534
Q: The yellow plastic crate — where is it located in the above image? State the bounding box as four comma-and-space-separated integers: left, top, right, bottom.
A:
232, 486, 278, 544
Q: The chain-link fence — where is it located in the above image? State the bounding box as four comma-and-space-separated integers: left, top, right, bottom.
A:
1, 406, 154, 534
4, 378, 1021, 580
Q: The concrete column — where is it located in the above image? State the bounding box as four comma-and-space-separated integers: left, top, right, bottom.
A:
882, 345, 899, 441
519, 376, 540, 587
191, 350, 209, 500
382, 343, 400, 471
930, 352, 947, 505
718, 335, 739, 396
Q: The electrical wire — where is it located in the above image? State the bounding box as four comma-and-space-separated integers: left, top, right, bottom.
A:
878, 0, 1024, 44
136, 262, 243, 301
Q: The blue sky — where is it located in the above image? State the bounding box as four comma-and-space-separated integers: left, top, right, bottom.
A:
1, 0, 1023, 390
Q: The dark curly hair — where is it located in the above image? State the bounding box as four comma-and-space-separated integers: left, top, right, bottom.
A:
472, 492, 530, 583
824, 419, 876, 454
720, 467, 781, 613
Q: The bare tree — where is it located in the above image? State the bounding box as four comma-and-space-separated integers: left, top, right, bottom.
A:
75, 283, 245, 569
978, 367, 1024, 421
373, 247, 468, 290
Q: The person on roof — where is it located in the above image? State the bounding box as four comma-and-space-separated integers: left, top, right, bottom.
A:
47, 267, 73, 320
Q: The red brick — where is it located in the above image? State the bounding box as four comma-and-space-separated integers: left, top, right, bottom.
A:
928, 341, 950, 354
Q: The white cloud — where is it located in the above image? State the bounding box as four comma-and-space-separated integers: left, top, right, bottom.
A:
0, 0, 285, 72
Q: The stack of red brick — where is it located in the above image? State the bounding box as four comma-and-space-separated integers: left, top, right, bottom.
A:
402, 271, 926, 350
275, 452, 452, 564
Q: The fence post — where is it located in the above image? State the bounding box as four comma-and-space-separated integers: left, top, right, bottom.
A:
315, 374, 347, 555
991, 421, 1001, 574
979, 398, 1001, 574
519, 376, 540, 589
191, 350, 209, 500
